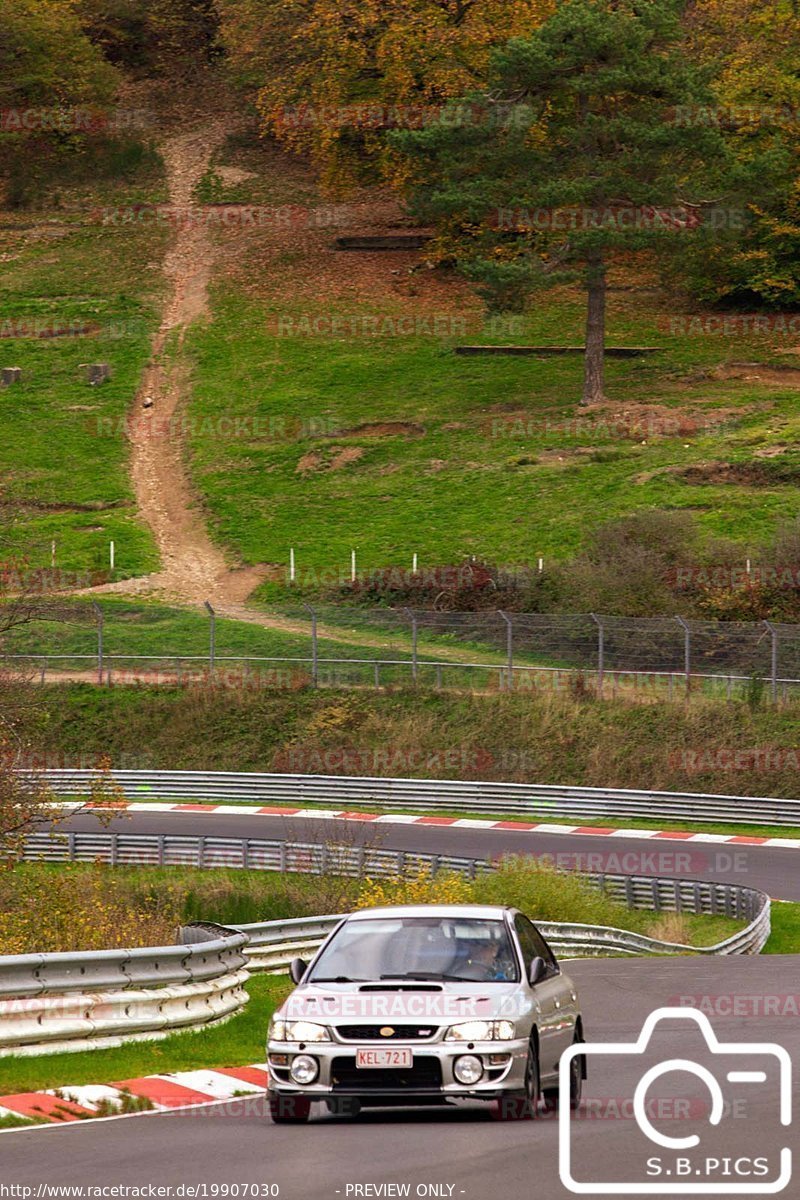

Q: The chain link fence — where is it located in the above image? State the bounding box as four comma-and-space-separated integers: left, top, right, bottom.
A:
2, 603, 800, 700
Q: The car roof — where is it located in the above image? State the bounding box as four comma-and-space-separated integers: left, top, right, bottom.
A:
343, 904, 512, 921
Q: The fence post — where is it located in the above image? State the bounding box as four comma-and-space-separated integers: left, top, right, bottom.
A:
91, 602, 104, 683
675, 615, 691, 696
763, 620, 778, 703
204, 600, 216, 673
590, 613, 604, 696
403, 608, 418, 683
303, 604, 318, 686
498, 611, 513, 690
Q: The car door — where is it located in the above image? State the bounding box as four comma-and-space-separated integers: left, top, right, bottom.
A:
513, 914, 577, 1082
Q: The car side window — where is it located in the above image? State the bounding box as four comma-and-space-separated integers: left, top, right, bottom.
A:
515, 915, 559, 976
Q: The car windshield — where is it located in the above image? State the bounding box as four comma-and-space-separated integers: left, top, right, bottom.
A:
308, 916, 519, 983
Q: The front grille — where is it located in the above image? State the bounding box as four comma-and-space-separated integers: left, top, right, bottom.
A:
331, 1056, 443, 1091
336, 1025, 439, 1041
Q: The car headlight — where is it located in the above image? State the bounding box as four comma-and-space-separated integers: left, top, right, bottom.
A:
446, 1020, 516, 1041
270, 1018, 330, 1043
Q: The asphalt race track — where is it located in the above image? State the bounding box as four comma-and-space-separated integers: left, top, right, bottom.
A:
5, 809, 796, 1196
54, 808, 800, 900
1, 956, 797, 1198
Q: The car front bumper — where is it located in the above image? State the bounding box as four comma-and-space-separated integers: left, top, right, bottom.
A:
266, 1037, 531, 1102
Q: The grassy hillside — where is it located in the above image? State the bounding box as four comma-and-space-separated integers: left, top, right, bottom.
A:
18, 683, 800, 798
182, 134, 800, 598
0, 146, 166, 577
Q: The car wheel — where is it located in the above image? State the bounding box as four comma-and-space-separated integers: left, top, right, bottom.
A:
268, 1094, 311, 1124
494, 1040, 540, 1121
543, 1032, 584, 1113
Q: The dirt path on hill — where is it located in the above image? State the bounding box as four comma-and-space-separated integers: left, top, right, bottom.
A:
86, 120, 269, 609
73, 121, 508, 665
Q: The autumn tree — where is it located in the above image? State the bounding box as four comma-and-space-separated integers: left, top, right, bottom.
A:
0, 0, 118, 110
216, 0, 554, 188
677, 0, 800, 307
394, 0, 737, 404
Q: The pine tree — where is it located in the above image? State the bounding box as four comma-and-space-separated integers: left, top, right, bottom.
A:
395, 0, 735, 404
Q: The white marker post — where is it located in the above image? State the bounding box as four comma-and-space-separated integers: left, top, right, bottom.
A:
109, 540, 115, 571
351, 549, 357, 583
412, 553, 418, 573
289, 547, 296, 584
538, 557, 544, 573
51, 540, 56, 568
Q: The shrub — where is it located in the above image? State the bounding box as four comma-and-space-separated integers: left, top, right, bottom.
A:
471, 857, 632, 927
355, 863, 473, 909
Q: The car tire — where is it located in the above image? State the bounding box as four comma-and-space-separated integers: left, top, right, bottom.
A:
268, 1094, 311, 1124
494, 1040, 540, 1121
543, 1031, 585, 1113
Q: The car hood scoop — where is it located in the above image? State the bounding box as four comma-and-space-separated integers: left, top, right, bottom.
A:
357, 983, 445, 993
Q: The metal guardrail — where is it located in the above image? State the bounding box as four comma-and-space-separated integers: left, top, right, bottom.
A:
233, 880, 770, 969
0, 922, 250, 1057
37, 767, 800, 827
23, 832, 771, 957
4, 826, 770, 1055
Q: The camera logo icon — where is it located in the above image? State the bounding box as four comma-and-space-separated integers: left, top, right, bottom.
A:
558, 1007, 792, 1194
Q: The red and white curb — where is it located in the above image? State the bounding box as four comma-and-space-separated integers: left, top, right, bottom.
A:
0, 1063, 269, 1127
65, 801, 800, 849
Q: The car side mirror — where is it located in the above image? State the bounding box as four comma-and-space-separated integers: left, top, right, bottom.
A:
528, 956, 547, 986
289, 957, 307, 985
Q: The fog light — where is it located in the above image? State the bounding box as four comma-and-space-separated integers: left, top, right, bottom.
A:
488, 1054, 511, 1067
454, 1055, 484, 1085
289, 1054, 319, 1085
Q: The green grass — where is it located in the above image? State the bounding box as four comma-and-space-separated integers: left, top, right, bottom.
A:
16, 683, 800, 799
1, 598, 388, 669
184, 287, 800, 602
0, 975, 287, 1098
0, 158, 167, 578
763, 901, 800, 954
0, 1114, 40, 1129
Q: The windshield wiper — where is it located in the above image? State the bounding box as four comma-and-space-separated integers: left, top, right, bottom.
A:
309, 976, 367, 983
379, 972, 467, 982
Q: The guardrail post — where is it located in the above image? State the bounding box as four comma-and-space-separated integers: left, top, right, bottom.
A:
303, 604, 318, 687
590, 613, 604, 696
374, 661, 380, 689
403, 608, 418, 683
498, 611, 513, 690
675, 616, 691, 696
763, 620, 778, 703
91, 602, 104, 683
204, 601, 216, 673
68, 831, 76, 860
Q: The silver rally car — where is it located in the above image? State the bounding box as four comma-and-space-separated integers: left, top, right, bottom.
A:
266, 903, 585, 1123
